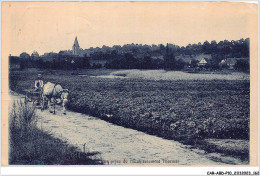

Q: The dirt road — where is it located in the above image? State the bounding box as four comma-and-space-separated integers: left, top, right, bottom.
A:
11, 93, 246, 165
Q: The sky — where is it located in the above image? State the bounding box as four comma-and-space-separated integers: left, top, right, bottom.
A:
2, 1, 257, 56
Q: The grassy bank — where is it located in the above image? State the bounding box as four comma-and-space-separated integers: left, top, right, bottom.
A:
196, 139, 249, 162
9, 69, 250, 160
9, 99, 103, 165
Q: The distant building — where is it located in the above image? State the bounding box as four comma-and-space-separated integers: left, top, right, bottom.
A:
72, 36, 81, 56
175, 54, 212, 64
198, 58, 207, 66
220, 59, 226, 65
31, 51, 39, 58
226, 58, 237, 69
220, 58, 249, 69
151, 56, 164, 60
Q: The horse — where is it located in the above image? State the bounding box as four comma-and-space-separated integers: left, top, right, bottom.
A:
42, 82, 69, 114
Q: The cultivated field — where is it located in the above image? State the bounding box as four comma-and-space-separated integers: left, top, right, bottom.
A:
9, 69, 250, 160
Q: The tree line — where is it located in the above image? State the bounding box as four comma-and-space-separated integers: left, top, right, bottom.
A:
9, 38, 249, 71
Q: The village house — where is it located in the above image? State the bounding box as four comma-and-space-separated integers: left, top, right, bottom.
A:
175, 54, 211, 65
226, 58, 237, 69
197, 58, 207, 67
219, 58, 249, 69
151, 55, 164, 60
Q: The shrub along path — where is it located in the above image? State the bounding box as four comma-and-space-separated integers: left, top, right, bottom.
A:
9, 93, 103, 165
35, 105, 247, 165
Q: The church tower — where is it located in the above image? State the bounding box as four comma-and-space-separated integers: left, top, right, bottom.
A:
72, 36, 80, 55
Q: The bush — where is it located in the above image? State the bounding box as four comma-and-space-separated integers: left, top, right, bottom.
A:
9, 99, 37, 141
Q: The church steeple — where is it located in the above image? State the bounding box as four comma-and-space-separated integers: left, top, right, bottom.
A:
72, 36, 80, 55
73, 36, 79, 47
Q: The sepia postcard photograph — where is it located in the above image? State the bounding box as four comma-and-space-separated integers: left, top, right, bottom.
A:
1, 1, 259, 172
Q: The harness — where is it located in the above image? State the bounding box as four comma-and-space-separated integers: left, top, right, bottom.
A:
51, 83, 59, 98
44, 83, 58, 99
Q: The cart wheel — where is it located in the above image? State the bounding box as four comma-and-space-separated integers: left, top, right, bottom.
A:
24, 96, 28, 103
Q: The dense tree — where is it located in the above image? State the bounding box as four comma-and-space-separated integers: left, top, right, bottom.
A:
164, 54, 176, 69
235, 59, 249, 72
20, 52, 30, 59
206, 54, 222, 69
190, 59, 199, 68
210, 40, 218, 54
175, 59, 186, 69
82, 54, 91, 68
141, 56, 153, 69
202, 41, 211, 54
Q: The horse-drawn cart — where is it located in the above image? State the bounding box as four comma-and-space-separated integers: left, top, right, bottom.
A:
24, 88, 43, 107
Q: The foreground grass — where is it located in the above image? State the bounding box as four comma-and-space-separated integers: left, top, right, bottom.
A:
195, 139, 249, 162
10, 69, 250, 161
9, 128, 103, 165
9, 99, 103, 165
